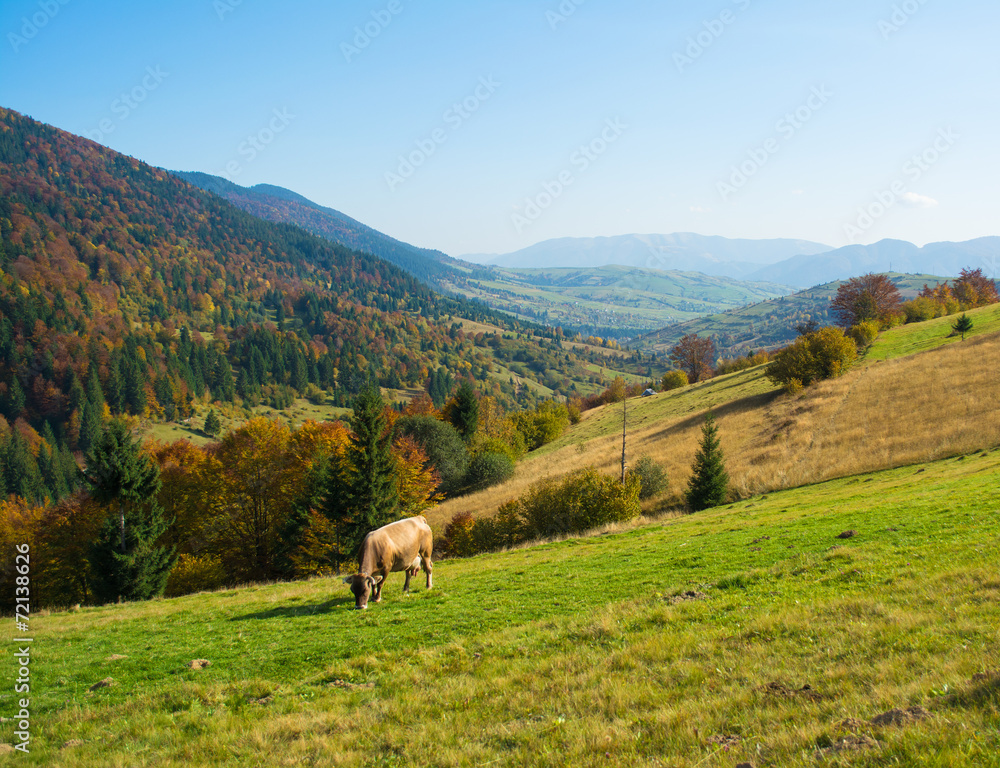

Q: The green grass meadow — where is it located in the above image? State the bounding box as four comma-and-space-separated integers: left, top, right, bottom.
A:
4, 447, 999, 766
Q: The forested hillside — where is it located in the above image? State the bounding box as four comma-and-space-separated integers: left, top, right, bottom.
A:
0, 108, 652, 504
172, 171, 489, 290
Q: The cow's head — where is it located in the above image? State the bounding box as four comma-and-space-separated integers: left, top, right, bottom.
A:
343, 573, 383, 610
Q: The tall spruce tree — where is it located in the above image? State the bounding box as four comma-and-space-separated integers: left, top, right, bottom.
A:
203, 408, 221, 437
685, 413, 729, 511
334, 385, 398, 560
85, 419, 175, 604
449, 381, 480, 442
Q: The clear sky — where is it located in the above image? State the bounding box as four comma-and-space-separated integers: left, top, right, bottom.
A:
2, 0, 998, 257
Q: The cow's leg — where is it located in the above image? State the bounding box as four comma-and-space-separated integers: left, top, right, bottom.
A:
422, 555, 433, 590
403, 569, 413, 594
372, 573, 385, 603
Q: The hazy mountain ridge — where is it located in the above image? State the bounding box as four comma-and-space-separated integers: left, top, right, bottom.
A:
470, 234, 1000, 290
748, 237, 1000, 287
465, 233, 835, 276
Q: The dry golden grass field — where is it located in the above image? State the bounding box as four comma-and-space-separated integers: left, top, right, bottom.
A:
426, 308, 1000, 533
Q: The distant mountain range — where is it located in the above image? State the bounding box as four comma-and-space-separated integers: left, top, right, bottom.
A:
464, 234, 833, 280
748, 238, 1000, 287
466, 234, 1000, 289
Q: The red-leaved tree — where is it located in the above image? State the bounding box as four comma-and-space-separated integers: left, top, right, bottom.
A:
830, 273, 902, 328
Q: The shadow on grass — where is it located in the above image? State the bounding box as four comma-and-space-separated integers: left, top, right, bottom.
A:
948, 672, 1000, 710
230, 597, 351, 621
646, 388, 783, 442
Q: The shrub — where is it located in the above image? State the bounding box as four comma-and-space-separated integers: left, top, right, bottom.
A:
165, 553, 227, 597
304, 384, 327, 405
463, 452, 515, 493
627, 455, 669, 500
445, 468, 642, 557
517, 468, 641, 541
848, 321, 879, 349
511, 401, 570, 451
902, 297, 940, 324
442, 512, 478, 558
766, 326, 857, 388
715, 351, 771, 376
661, 370, 689, 391
395, 415, 470, 495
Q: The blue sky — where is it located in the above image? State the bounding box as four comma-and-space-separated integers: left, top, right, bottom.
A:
2, 0, 998, 257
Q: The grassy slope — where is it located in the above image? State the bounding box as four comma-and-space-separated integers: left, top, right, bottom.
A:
636, 274, 948, 356
867, 303, 1000, 361
5, 450, 999, 766
427, 303, 1000, 529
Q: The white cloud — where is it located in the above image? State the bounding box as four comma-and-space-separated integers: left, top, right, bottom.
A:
689, 206, 711, 213
900, 192, 939, 208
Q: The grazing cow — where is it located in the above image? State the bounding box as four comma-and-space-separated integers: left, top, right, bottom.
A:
343, 516, 433, 609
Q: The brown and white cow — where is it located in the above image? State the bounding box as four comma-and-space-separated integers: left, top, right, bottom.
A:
343, 516, 433, 609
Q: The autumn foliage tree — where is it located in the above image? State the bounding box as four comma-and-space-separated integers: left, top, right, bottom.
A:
670, 334, 715, 384
766, 326, 858, 389
830, 273, 902, 328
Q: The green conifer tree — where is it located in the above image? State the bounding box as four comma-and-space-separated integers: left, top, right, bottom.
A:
203, 408, 221, 437
85, 419, 176, 604
685, 413, 730, 512
449, 381, 480, 442
334, 385, 398, 559
952, 313, 973, 341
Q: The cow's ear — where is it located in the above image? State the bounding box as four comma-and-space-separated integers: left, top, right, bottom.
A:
372, 575, 384, 585
343, 576, 354, 585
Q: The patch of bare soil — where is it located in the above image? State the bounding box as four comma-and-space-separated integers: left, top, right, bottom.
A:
869, 706, 931, 728
328, 679, 376, 691
61, 740, 85, 749
708, 733, 740, 747
820, 734, 881, 755
972, 670, 999, 684
105, 654, 128, 662
87, 678, 115, 692
760, 681, 825, 701
665, 590, 708, 604
188, 659, 211, 670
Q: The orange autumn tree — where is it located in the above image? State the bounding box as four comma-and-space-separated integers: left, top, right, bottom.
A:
212, 418, 297, 583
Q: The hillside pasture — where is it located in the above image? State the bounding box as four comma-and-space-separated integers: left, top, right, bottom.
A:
4, 449, 999, 766
427, 322, 1000, 531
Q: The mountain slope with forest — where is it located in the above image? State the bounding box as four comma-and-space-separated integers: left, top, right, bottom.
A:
172, 171, 490, 290
0, 108, 654, 504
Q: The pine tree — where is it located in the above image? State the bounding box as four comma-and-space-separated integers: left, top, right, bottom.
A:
952, 313, 973, 341
3, 377, 25, 420
203, 409, 221, 437
449, 381, 480, 442
85, 419, 176, 604
86, 366, 105, 410
2, 429, 43, 502
335, 385, 398, 559
685, 413, 729, 512
78, 400, 103, 452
